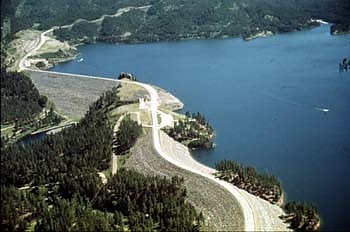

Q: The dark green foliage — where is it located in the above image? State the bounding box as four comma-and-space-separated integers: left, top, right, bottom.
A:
164, 111, 214, 149
0, 185, 30, 231
1, 88, 202, 231
296, 0, 350, 24
3, 0, 349, 46
35, 197, 115, 232
215, 160, 282, 204
282, 201, 320, 231
99, 9, 146, 43
1, 69, 46, 123
1, 88, 118, 187
1, 0, 150, 35
114, 114, 142, 155
118, 72, 137, 81
53, 20, 99, 44
94, 169, 203, 231
331, 24, 350, 35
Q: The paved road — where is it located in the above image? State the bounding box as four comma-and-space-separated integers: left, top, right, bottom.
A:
18, 26, 257, 230
18, 21, 291, 231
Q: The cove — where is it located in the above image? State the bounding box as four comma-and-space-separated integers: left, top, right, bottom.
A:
51, 24, 350, 230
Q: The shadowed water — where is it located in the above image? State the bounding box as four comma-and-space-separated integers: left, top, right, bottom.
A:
52, 24, 350, 230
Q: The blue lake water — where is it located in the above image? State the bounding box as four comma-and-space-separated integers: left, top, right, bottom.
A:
52, 24, 350, 230
17, 132, 47, 145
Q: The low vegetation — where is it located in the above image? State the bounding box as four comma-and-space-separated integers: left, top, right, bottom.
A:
215, 160, 283, 205
163, 111, 214, 149
281, 201, 320, 231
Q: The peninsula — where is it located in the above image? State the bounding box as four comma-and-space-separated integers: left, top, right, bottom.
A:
2, 0, 344, 231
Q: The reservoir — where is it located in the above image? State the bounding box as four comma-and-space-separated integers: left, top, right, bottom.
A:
51, 24, 350, 230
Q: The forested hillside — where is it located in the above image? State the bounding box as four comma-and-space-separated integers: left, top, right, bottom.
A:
1, 69, 47, 124
2, 0, 349, 44
0, 88, 202, 231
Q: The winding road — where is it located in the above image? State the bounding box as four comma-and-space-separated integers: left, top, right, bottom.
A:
18, 18, 290, 231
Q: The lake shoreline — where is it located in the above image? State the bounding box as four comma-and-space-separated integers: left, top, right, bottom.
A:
20, 22, 349, 230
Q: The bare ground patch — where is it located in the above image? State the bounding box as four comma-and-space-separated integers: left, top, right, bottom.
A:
28, 71, 117, 119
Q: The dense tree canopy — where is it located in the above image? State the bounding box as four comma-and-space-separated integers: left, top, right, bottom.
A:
215, 159, 282, 204
164, 111, 214, 149
2, 0, 349, 44
282, 201, 320, 231
1, 68, 47, 124
114, 114, 142, 155
1, 88, 203, 231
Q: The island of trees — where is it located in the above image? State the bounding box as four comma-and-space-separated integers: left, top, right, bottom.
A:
163, 111, 214, 150
1, 85, 204, 231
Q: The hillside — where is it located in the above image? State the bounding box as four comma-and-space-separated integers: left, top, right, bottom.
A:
2, 0, 349, 45
0, 69, 47, 124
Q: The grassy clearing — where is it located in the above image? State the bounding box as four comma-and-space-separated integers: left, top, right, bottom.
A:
117, 81, 148, 101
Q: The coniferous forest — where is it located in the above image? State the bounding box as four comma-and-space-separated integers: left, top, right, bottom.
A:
215, 160, 282, 205
1, 88, 202, 231
1, 68, 47, 124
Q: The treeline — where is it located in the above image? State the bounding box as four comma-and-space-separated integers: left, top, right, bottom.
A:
53, 20, 100, 44
113, 114, 142, 155
331, 24, 350, 35
215, 160, 320, 230
1, 88, 118, 187
2, 0, 349, 45
296, 0, 350, 24
1, 0, 150, 42
1, 88, 202, 231
94, 169, 203, 231
281, 201, 320, 231
55, 0, 318, 44
215, 160, 282, 204
164, 111, 214, 149
1, 68, 47, 124
1, 169, 203, 231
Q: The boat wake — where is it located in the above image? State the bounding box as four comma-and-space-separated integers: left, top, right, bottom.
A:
261, 91, 331, 114
261, 91, 303, 107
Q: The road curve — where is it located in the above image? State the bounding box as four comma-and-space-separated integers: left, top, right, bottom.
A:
19, 23, 270, 231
